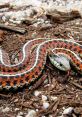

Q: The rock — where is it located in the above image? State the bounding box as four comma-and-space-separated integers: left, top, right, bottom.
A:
32, 32, 37, 38
42, 95, 48, 102
5, 22, 9, 25
25, 110, 36, 117
2, 107, 10, 113
34, 90, 41, 96
17, 115, 23, 117
17, 112, 23, 116
43, 102, 49, 109
39, 23, 52, 30
51, 96, 57, 101
48, 115, 53, 117
15, 108, 20, 111
35, 109, 38, 112
14, 98, 18, 103
2, 16, 6, 22
9, 19, 21, 24
14, 58, 19, 64
63, 107, 74, 115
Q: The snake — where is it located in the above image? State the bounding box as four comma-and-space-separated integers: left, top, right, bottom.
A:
0, 38, 82, 90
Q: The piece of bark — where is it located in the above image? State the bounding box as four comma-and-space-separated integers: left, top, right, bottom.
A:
0, 30, 4, 42
0, 3, 9, 9
0, 23, 27, 34
46, 6, 81, 23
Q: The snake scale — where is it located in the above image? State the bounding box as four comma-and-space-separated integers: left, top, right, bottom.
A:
0, 38, 82, 90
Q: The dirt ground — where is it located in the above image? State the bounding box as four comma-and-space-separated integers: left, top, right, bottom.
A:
0, 18, 82, 117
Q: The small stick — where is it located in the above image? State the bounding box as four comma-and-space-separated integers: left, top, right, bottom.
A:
0, 23, 27, 34
0, 3, 9, 9
69, 81, 82, 89
0, 93, 11, 98
29, 74, 47, 94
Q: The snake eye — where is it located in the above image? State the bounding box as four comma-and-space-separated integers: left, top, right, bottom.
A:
60, 63, 63, 67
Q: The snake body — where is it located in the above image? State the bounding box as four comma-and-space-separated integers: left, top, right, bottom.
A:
0, 38, 82, 90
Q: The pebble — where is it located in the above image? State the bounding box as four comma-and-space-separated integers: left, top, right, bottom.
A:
15, 108, 20, 111
43, 102, 49, 109
34, 90, 41, 96
5, 22, 9, 25
2, 107, 10, 113
17, 116, 23, 117
32, 32, 37, 38
14, 58, 19, 64
37, 18, 44, 23
42, 95, 48, 102
44, 83, 50, 87
63, 107, 74, 115
9, 19, 21, 24
75, 22, 80, 25
36, 109, 38, 112
14, 98, 18, 103
25, 110, 36, 117
51, 96, 57, 101
49, 115, 53, 117
2, 16, 6, 22
17, 112, 23, 116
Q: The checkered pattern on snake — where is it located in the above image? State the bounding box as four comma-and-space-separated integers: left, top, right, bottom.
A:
0, 38, 82, 90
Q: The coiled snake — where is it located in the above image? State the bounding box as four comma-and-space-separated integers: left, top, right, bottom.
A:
0, 38, 82, 90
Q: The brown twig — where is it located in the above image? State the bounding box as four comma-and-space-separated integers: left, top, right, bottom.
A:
0, 23, 27, 34
16, 101, 34, 109
29, 74, 47, 93
0, 93, 11, 98
69, 81, 82, 89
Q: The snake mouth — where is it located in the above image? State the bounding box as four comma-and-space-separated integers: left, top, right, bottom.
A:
61, 66, 71, 71
61, 62, 71, 71
56, 66, 71, 72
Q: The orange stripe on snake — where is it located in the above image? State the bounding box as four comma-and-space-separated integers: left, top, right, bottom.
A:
0, 38, 82, 90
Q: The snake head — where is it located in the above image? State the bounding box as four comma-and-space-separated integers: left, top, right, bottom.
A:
49, 54, 71, 71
